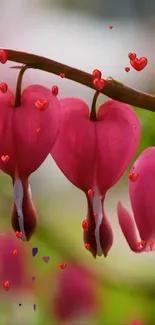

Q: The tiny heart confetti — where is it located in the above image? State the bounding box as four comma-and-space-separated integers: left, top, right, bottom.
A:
128, 52, 136, 61
109, 25, 113, 29
3, 280, 10, 291
35, 99, 49, 111
60, 263, 67, 270
12, 249, 19, 256
125, 67, 130, 72
32, 276, 35, 281
60, 73, 65, 78
0, 82, 8, 93
85, 243, 90, 250
0, 49, 8, 64
52, 85, 59, 96
1, 155, 10, 163
92, 69, 102, 79
128, 172, 139, 182
32, 247, 38, 257
42, 256, 50, 263
93, 78, 106, 91
16, 231, 23, 239
33, 304, 36, 311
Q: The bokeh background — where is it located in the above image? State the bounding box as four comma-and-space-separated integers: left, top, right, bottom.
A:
0, 0, 155, 324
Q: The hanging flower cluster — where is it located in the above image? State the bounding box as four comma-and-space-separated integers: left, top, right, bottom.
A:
0, 48, 154, 258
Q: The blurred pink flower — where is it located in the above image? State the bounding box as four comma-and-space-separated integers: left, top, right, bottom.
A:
0, 231, 32, 295
50, 262, 101, 322
117, 147, 155, 252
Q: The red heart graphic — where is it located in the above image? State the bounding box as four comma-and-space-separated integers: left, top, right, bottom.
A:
15, 231, 23, 239
128, 172, 139, 182
109, 25, 113, 29
128, 52, 136, 61
0, 49, 8, 64
130, 57, 148, 71
3, 280, 10, 291
92, 69, 102, 79
60, 263, 67, 270
35, 99, 49, 111
1, 155, 10, 163
12, 249, 19, 256
125, 67, 130, 72
0, 82, 8, 93
59, 73, 65, 78
93, 78, 106, 91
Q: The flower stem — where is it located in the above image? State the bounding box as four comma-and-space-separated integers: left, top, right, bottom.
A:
14, 65, 31, 107
3, 48, 155, 112
90, 91, 100, 121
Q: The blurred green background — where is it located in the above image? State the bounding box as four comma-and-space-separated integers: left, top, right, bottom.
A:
1, 0, 155, 324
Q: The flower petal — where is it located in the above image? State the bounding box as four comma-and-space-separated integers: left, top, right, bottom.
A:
96, 99, 141, 194
14, 85, 60, 176
0, 89, 15, 176
52, 98, 96, 191
117, 202, 140, 251
129, 147, 155, 240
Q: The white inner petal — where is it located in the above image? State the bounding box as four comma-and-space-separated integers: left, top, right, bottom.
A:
92, 189, 103, 256
13, 177, 27, 241
28, 184, 32, 198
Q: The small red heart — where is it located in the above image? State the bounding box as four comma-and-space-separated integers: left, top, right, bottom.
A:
36, 127, 41, 133
128, 172, 139, 182
130, 57, 148, 71
52, 85, 59, 96
92, 69, 102, 79
59, 73, 65, 78
85, 243, 90, 250
128, 52, 136, 61
93, 78, 106, 91
3, 280, 10, 291
1, 155, 10, 163
125, 67, 130, 72
15, 231, 23, 239
12, 249, 19, 256
60, 263, 67, 270
82, 219, 89, 230
35, 99, 49, 111
0, 82, 8, 93
0, 49, 8, 64
109, 25, 113, 29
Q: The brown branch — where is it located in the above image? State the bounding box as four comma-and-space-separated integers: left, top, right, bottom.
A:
3, 48, 155, 112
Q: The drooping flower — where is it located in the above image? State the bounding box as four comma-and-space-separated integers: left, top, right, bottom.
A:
51, 262, 100, 323
117, 147, 155, 252
51, 98, 141, 257
0, 85, 60, 240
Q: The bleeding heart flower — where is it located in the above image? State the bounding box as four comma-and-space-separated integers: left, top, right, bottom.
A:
51, 263, 100, 322
0, 232, 32, 293
0, 85, 60, 240
51, 98, 141, 258
117, 147, 155, 252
